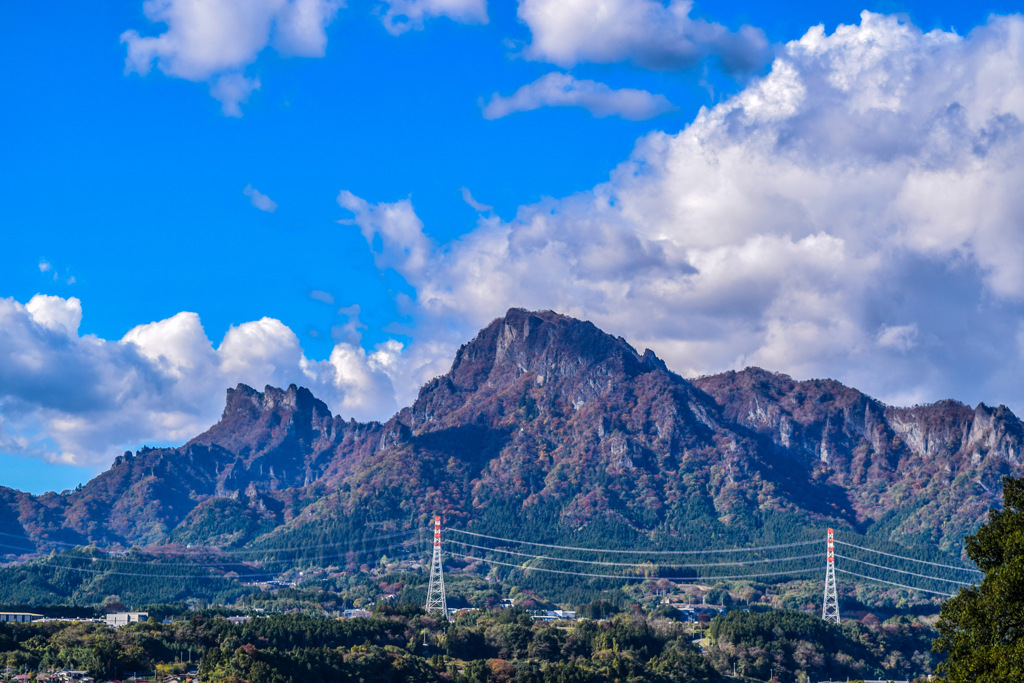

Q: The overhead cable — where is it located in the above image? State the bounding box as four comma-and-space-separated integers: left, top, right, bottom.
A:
38, 541, 413, 570
450, 552, 821, 582
446, 529, 819, 555
447, 540, 818, 569
834, 540, 981, 574
835, 568, 955, 597
216, 530, 418, 555
0, 531, 78, 547
0, 529, 417, 558
38, 563, 280, 581
836, 555, 976, 587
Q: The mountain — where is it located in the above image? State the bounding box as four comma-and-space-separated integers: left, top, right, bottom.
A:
692, 369, 1022, 551
0, 308, 1020, 561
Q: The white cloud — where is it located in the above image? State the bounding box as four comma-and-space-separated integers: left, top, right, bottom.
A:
26, 295, 83, 338
37, 260, 75, 284
517, 0, 770, 74
482, 72, 675, 120
121, 0, 342, 115
212, 74, 261, 117
0, 295, 400, 468
346, 13, 1024, 413
25, 10, 1024, 472
460, 187, 492, 212
337, 190, 433, 275
332, 304, 365, 344
244, 184, 279, 212
877, 324, 918, 352
309, 289, 335, 305
379, 0, 488, 35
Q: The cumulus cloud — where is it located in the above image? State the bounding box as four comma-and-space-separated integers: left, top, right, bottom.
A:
482, 72, 675, 120
345, 12, 1024, 413
244, 184, 278, 212
25, 296, 83, 338
121, 0, 342, 114
337, 190, 433, 275
379, 0, 488, 35
0, 295, 401, 468
119, 0, 485, 110
517, 0, 770, 74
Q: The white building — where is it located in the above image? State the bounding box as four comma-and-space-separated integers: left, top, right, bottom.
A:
105, 612, 148, 628
532, 610, 576, 622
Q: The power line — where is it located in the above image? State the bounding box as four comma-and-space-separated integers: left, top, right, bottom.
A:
0, 530, 417, 559
836, 555, 976, 587
834, 540, 981, 574
40, 545, 412, 579
36, 541, 414, 571
38, 563, 281, 581
835, 568, 955, 597
0, 541, 42, 554
451, 552, 821, 582
446, 529, 819, 555
217, 530, 418, 555
0, 533, 79, 548
448, 540, 819, 569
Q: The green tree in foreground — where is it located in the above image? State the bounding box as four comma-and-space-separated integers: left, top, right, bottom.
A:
934, 475, 1024, 681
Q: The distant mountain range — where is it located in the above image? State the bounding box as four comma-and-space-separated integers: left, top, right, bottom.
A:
1, 308, 1020, 561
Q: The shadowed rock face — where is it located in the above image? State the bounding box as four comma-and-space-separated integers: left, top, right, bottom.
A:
1, 308, 1022, 555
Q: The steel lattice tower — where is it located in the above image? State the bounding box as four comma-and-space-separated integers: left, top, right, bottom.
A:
424, 515, 449, 620
822, 527, 840, 624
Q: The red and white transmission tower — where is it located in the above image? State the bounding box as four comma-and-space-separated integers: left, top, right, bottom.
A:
424, 515, 449, 620
821, 527, 840, 624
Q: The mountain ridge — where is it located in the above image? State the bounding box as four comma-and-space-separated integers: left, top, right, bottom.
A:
0, 308, 1020, 560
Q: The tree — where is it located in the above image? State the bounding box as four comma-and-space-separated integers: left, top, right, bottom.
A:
934, 475, 1024, 681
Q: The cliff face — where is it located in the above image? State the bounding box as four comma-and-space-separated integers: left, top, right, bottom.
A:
693, 369, 1024, 549
1, 308, 1022, 555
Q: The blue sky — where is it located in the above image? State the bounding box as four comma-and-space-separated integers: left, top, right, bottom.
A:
2, 0, 1024, 493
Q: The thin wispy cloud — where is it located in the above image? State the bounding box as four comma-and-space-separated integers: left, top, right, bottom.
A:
482, 73, 675, 120
38, 260, 75, 285
244, 184, 278, 213
460, 187, 493, 212
379, 0, 488, 35
310, 290, 336, 305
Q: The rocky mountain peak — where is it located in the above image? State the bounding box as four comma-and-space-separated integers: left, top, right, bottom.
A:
447, 308, 664, 391
403, 308, 675, 432
187, 383, 336, 460
221, 383, 328, 421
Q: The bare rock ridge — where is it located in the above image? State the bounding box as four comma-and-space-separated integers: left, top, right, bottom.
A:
0, 307, 1022, 556
403, 309, 672, 433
